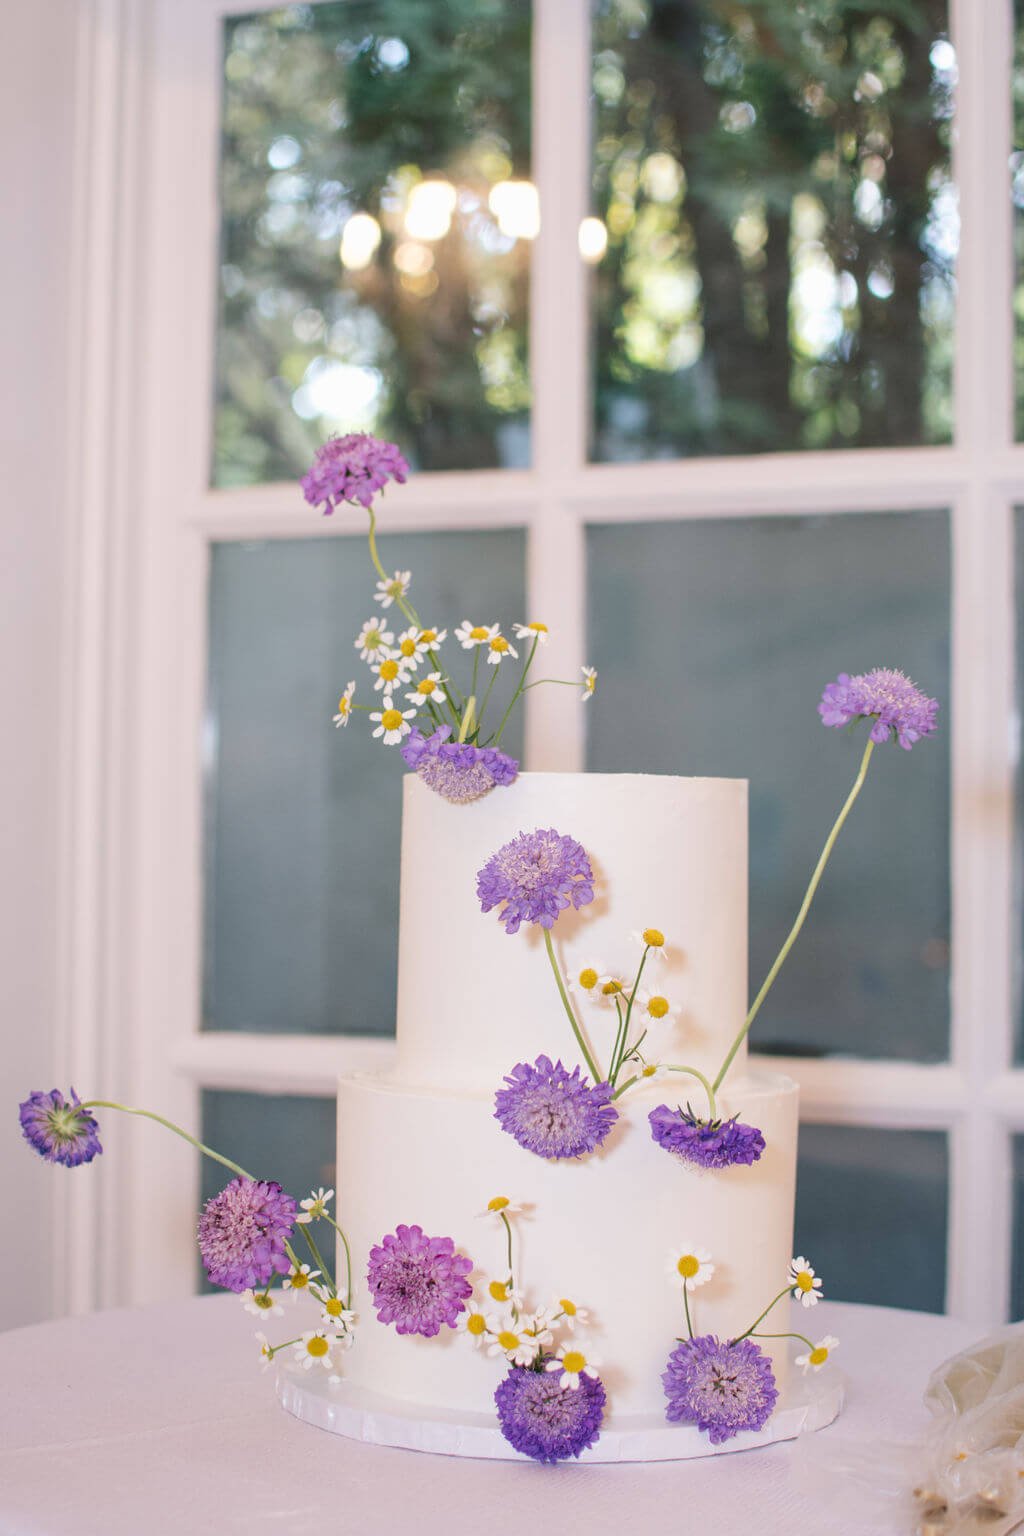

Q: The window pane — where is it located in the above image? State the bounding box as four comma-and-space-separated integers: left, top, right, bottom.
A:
204, 528, 526, 1033
1015, 6, 1024, 437
590, 0, 956, 462
199, 1091, 336, 1292
1011, 1135, 1024, 1318
1015, 508, 1024, 1061
797, 1125, 947, 1311
215, 3, 532, 486
586, 511, 950, 1061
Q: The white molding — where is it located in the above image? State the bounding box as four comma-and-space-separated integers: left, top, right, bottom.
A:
172, 1034, 396, 1094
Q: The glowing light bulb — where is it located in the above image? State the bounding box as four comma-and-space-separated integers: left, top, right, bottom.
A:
404, 180, 458, 241
340, 213, 381, 270
578, 216, 608, 263
488, 180, 540, 240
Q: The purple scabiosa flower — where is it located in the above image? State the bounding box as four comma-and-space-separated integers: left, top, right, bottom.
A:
649, 1104, 765, 1169
197, 1177, 297, 1293
495, 1056, 618, 1160
300, 433, 410, 514
818, 667, 938, 751
663, 1334, 778, 1443
19, 1088, 102, 1168
495, 1359, 606, 1463
367, 1224, 473, 1337
400, 726, 519, 804
477, 828, 594, 935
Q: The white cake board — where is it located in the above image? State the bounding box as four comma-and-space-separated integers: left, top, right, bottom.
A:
276, 1365, 844, 1464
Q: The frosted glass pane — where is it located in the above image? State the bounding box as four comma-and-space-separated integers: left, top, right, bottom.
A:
214, 3, 531, 485
586, 511, 950, 1061
204, 528, 526, 1034
199, 1091, 336, 1293
796, 1125, 947, 1312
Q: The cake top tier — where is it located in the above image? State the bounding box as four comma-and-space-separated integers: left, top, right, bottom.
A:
394, 772, 748, 1091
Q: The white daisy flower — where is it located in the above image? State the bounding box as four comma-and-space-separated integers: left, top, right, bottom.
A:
406, 671, 448, 706
241, 1287, 284, 1319
374, 570, 411, 608
580, 665, 597, 701
283, 1263, 320, 1299
638, 1061, 668, 1081
667, 1246, 715, 1292
554, 1297, 590, 1332
393, 627, 425, 669
513, 621, 550, 645
635, 989, 680, 1024
486, 633, 519, 666
296, 1187, 334, 1226
595, 971, 628, 1005
333, 681, 356, 729
487, 1320, 538, 1367
545, 1344, 601, 1390
455, 620, 498, 649
795, 1335, 839, 1373
371, 652, 413, 692
354, 618, 394, 661
517, 1311, 555, 1349
629, 927, 667, 953
413, 625, 447, 655
255, 1332, 275, 1371
789, 1257, 824, 1307
370, 695, 418, 745
460, 1302, 493, 1348
317, 1293, 357, 1334
486, 1277, 524, 1309
294, 1330, 336, 1372
566, 960, 606, 999
478, 1196, 524, 1219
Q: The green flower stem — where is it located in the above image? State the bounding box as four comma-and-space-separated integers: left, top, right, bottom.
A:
731, 1287, 791, 1345
268, 1336, 303, 1357
712, 734, 877, 1094
325, 1215, 353, 1307
611, 947, 650, 1083
751, 1330, 816, 1350
475, 663, 500, 736
683, 1284, 694, 1341
298, 1226, 334, 1293
542, 928, 602, 1082
82, 1101, 250, 1181
612, 1074, 638, 1100
521, 678, 580, 691
490, 636, 539, 747
458, 696, 476, 744
608, 997, 627, 1087
664, 1065, 717, 1121
365, 507, 420, 629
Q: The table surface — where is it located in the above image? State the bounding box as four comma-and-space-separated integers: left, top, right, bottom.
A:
0, 1293, 975, 1536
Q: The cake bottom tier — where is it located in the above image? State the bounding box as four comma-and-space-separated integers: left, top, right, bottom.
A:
336, 1067, 800, 1428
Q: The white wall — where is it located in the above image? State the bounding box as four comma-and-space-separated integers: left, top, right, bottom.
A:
1, 3, 80, 1330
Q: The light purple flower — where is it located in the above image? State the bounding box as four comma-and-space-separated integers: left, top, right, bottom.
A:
19, 1088, 102, 1168
477, 828, 594, 935
367, 1224, 473, 1337
495, 1056, 618, 1160
300, 433, 410, 514
495, 1359, 606, 1462
818, 668, 938, 751
197, 1177, 296, 1293
400, 726, 519, 804
663, 1334, 778, 1443
649, 1104, 765, 1169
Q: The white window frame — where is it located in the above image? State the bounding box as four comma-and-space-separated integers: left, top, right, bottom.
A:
59, 0, 1019, 1330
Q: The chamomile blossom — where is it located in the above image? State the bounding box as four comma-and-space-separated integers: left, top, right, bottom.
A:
517, 1311, 555, 1350
546, 1343, 602, 1390
370, 695, 418, 745
283, 1263, 320, 1299
567, 960, 606, 999
487, 1278, 524, 1309
789, 1257, 823, 1307
460, 1303, 493, 1348
296, 1187, 334, 1225
486, 634, 518, 666
581, 666, 598, 701
635, 990, 680, 1024
555, 1298, 590, 1331
255, 1332, 275, 1371
241, 1287, 284, 1319
456, 620, 498, 649
372, 653, 413, 692
354, 618, 394, 661
667, 1246, 715, 1292
293, 1330, 336, 1372
407, 671, 447, 706
795, 1335, 839, 1373
413, 626, 447, 656
638, 1061, 668, 1081
316, 1292, 357, 1336
487, 1320, 538, 1367
374, 570, 411, 608
333, 681, 356, 729
630, 927, 667, 953
596, 971, 628, 1004
479, 1196, 524, 1219
394, 628, 425, 669
513, 621, 549, 645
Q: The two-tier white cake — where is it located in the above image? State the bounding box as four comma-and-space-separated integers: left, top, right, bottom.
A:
320, 772, 814, 1456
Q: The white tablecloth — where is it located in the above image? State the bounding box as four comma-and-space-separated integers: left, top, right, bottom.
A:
0, 1294, 975, 1536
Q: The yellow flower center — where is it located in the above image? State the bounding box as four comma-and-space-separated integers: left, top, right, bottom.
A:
253, 1292, 274, 1310
528, 622, 548, 633
419, 630, 437, 644
560, 1298, 577, 1316
601, 979, 622, 996
306, 1336, 329, 1357
387, 580, 403, 597
642, 928, 665, 947
488, 1280, 509, 1302
677, 1254, 700, 1279
400, 637, 417, 656
469, 626, 489, 641
291, 1271, 309, 1289
487, 1196, 510, 1212
381, 709, 403, 730
578, 967, 598, 989
642, 1064, 658, 1077
796, 1271, 814, 1292
379, 658, 400, 681
585, 673, 596, 692
497, 1330, 521, 1352
337, 696, 351, 714
647, 996, 670, 1019
467, 1313, 487, 1336
561, 1350, 585, 1375
490, 636, 510, 653
416, 678, 437, 695
365, 629, 382, 648
324, 1296, 343, 1317
260, 1342, 272, 1357
809, 1346, 829, 1366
